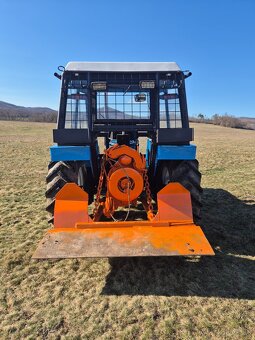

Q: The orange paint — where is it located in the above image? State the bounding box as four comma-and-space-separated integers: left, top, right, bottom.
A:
102, 144, 146, 217
108, 167, 143, 202
35, 223, 214, 258
33, 178, 215, 259
106, 144, 146, 170
119, 155, 132, 166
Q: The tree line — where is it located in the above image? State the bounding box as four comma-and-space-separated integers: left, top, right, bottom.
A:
190, 113, 254, 130
0, 108, 57, 122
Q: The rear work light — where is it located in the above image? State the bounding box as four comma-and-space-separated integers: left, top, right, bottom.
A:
139, 80, 155, 89
91, 82, 107, 91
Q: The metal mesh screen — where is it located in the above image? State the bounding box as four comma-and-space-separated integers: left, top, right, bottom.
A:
96, 91, 151, 120
65, 80, 88, 128
159, 88, 182, 128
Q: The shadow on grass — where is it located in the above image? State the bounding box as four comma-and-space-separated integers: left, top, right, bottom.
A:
101, 188, 255, 298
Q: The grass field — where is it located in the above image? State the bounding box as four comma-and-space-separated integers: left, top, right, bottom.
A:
0, 121, 254, 339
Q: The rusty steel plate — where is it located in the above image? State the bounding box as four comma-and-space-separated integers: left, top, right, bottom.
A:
32, 224, 214, 259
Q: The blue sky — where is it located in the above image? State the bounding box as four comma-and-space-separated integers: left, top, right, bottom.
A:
0, 0, 254, 117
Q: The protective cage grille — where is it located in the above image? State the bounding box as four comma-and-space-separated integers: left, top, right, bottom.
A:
159, 88, 182, 128
62, 71, 184, 129
96, 90, 151, 120
65, 81, 88, 129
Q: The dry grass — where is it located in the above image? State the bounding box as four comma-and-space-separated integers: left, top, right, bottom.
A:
0, 121, 254, 339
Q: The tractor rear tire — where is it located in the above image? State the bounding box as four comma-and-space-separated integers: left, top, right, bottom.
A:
158, 160, 203, 221
45, 161, 78, 223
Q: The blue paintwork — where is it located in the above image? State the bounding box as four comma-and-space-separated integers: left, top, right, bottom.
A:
156, 144, 196, 162
50, 145, 91, 162
109, 138, 137, 149
146, 140, 196, 173
146, 138, 152, 167
109, 139, 117, 147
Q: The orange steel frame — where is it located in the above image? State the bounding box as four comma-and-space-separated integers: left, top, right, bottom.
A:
32, 182, 214, 258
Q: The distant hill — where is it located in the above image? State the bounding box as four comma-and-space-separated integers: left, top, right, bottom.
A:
1, 100, 254, 128
0, 100, 57, 122
239, 117, 255, 129
98, 106, 143, 119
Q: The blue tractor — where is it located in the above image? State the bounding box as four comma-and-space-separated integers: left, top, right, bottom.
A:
33, 62, 214, 259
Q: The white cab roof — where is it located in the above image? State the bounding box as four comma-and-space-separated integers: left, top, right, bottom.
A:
65, 62, 181, 72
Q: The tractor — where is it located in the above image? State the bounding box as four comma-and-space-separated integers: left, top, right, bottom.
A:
33, 62, 214, 258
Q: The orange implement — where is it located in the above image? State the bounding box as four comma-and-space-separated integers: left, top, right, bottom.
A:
32, 183, 214, 259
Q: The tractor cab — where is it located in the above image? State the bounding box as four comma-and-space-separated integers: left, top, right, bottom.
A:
54, 62, 193, 148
